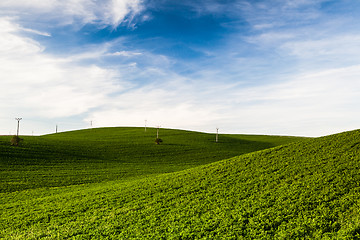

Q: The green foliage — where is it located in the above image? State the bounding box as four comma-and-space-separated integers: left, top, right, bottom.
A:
0, 127, 299, 193
9, 127, 357, 238
155, 138, 163, 144
10, 135, 22, 146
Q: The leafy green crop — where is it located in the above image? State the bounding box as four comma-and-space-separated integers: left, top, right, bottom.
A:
0, 127, 300, 193
5, 127, 360, 239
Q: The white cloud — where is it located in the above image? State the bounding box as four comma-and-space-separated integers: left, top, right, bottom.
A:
281, 35, 360, 59
0, 0, 144, 27
20, 27, 51, 37
253, 23, 275, 30
85, 78, 224, 131
282, 0, 321, 9
1, 16, 358, 137
0, 18, 127, 134
80, 63, 360, 137
221, 65, 360, 136
0, 0, 57, 11
108, 0, 143, 27
1, 2, 359, 137
245, 32, 295, 46
238, 0, 326, 33
0, 18, 44, 56
108, 51, 143, 57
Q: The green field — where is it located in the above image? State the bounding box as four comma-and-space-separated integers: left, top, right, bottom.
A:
0, 127, 299, 193
2, 127, 360, 239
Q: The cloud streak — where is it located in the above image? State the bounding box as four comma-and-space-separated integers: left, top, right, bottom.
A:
0, 0, 144, 28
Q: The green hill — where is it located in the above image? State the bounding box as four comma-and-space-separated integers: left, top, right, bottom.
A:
0, 127, 300, 193
4, 128, 360, 238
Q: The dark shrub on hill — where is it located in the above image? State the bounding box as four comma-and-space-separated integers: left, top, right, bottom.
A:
155, 138, 163, 145
10, 135, 23, 146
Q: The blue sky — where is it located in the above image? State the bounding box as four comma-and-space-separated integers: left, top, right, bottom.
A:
1, 0, 360, 136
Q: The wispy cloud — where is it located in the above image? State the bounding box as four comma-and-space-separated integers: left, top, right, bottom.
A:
108, 51, 143, 57
0, 0, 144, 28
0, 18, 128, 133
281, 34, 360, 59
108, 0, 144, 27
82, 63, 360, 137
20, 27, 51, 37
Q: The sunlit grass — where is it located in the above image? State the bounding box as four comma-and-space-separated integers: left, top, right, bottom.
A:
6, 128, 360, 238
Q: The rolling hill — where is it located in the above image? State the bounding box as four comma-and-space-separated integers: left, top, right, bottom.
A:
0, 127, 300, 193
2, 128, 360, 238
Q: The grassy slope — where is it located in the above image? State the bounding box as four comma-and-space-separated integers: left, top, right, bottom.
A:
3, 129, 360, 238
0, 127, 300, 193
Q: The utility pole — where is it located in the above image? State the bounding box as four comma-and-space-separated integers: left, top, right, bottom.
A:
216, 127, 219, 143
90, 120, 93, 128
56, 125, 58, 133
155, 126, 163, 144
156, 126, 161, 138
145, 120, 147, 132
15, 118, 22, 136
